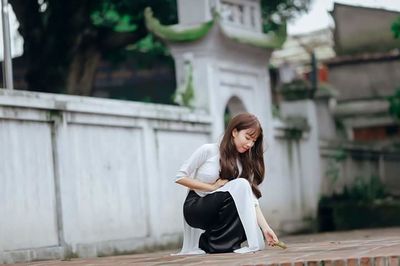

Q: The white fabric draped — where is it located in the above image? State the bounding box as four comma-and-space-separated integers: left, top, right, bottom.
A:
175, 178, 265, 255
173, 143, 265, 255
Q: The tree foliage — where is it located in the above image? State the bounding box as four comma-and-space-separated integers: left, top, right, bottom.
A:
388, 89, 400, 120
261, 0, 311, 32
10, 0, 310, 96
389, 18, 400, 120
392, 16, 400, 39
10, 0, 176, 94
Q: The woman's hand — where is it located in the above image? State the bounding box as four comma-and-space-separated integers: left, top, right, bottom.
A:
176, 177, 229, 192
255, 205, 279, 247
263, 227, 279, 247
212, 178, 229, 190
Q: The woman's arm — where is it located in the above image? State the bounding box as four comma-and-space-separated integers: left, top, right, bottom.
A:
255, 205, 279, 246
176, 177, 228, 192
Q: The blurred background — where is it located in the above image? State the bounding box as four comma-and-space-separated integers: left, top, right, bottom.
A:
0, 0, 399, 263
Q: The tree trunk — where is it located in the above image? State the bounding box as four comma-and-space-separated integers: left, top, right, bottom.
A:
66, 47, 101, 96
10, 0, 149, 95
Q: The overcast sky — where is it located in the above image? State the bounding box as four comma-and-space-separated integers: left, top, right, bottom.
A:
288, 0, 400, 35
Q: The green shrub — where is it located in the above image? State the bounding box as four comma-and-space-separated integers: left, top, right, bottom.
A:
388, 88, 400, 120
318, 175, 396, 231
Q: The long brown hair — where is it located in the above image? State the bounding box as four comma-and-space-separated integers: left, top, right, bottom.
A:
219, 113, 265, 198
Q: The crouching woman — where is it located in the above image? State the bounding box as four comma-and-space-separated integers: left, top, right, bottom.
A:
174, 113, 279, 254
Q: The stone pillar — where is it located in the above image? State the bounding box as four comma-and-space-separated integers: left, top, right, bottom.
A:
169, 0, 274, 141
314, 90, 337, 141
280, 100, 322, 218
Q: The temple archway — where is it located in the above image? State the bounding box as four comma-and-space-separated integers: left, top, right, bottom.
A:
224, 96, 247, 128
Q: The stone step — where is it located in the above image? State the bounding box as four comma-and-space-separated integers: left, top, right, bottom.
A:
10, 228, 400, 266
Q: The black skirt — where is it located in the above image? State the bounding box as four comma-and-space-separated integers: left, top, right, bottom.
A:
183, 190, 247, 253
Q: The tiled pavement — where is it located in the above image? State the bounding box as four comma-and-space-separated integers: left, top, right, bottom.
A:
9, 228, 400, 266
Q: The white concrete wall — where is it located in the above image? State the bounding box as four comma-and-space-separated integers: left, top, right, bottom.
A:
262, 101, 322, 234
0, 88, 324, 263
0, 120, 59, 251
0, 89, 211, 263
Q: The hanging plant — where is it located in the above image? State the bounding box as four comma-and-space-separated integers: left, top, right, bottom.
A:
173, 62, 195, 108
280, 79, 313, 101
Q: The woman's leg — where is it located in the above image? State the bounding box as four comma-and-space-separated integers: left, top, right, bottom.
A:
183, 190, 224, 230
198, 192, 247, 253
183, 190, 246, 253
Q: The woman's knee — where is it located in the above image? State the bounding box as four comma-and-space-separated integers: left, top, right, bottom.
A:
231, 178, 251, 190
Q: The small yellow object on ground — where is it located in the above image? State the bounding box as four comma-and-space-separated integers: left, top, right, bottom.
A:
274, 241, 288, 249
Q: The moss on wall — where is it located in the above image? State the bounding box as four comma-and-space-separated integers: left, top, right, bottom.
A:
144, 7, 214, 42
144, 7, 286, 49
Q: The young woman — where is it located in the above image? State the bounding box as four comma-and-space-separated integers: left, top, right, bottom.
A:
174, 113, 279, 254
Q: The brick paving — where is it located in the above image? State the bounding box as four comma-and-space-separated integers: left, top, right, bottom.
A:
8, 228, 400, 266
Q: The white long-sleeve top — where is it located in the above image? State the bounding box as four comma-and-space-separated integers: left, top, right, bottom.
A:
174, 143, 265, 255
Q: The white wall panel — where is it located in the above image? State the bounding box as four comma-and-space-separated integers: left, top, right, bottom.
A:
0, 120, 58, 250
155, 130, 210, 234
61, 124, 147, 244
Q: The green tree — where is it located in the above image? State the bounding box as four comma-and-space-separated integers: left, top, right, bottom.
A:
261, 0, 311, 32
10, 0, 176, 95
10, 0, 309, 96
392, 16, 400, 39
388, 88, 400, 120
388, 18, 400, 119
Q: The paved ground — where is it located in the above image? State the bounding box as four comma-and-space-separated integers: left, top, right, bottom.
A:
10, 228, 400, 266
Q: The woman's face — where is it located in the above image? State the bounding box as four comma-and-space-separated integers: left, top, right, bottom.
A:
232, 128, 258, 153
